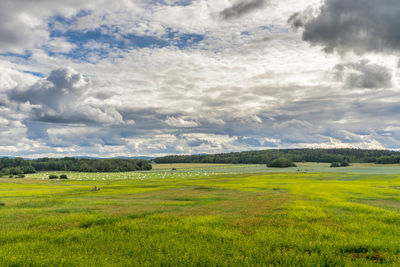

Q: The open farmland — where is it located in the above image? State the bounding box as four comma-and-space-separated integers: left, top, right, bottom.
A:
2, 164, 400, 266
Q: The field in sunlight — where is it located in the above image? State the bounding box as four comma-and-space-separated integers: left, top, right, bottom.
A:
2, 165, 400, 266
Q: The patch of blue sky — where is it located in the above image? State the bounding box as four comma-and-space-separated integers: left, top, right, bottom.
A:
22, 71, 44, 78
166, 29, 204, 49
47, 11, 205, 61
47, 28, 169, 62
261, 25, 290, 33
48, 9, 92, 30
0, 50, 32, 60
151, 0, 193, 6
52, 27, 170, 49
50, 27, 204, 51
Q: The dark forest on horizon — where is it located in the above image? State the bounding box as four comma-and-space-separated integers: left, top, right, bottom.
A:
2, 148, 400, 177
0, 157, 152, 176
154, 148, 400, 165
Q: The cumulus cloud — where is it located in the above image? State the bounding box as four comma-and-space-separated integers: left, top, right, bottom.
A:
165, 116, 199, 127
8, 68, 124, 125
0, 0, 75, 52
334, 60, 394, 89
291, 0, 400, 54
0, 0, 143, 53
46, 38, 78, 53
180, 133, 239, 153
303, 137, 385, 150
219, 0, 269, 20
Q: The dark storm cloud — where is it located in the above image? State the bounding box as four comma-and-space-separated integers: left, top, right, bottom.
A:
220, 0, 268, 20
334, 60, 393, 89
290, 0, 400, 54
288, 7, 316, 29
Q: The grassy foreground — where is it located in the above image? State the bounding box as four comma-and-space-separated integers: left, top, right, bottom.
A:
2, 165, 400, 266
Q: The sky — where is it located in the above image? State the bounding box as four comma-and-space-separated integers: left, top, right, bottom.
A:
0, 0, 400, 158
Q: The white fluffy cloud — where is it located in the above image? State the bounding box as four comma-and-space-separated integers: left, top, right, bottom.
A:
0, 0, 145, 53
0, 0, 400, 157
8, 68, 124, 125
165, 117, 199, 127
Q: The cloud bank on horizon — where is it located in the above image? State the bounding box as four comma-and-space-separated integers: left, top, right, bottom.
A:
0, 0, 400, 158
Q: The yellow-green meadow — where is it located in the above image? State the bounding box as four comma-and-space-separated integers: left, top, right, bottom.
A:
2, 164, 400, 266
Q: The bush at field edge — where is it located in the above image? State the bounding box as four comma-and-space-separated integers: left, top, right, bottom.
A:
267, 158, 296, 168
49, 174, 58, 179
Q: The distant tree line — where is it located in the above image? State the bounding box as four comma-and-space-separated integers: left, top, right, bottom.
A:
0, 158, 35, 177
154, 149, 400, 165
376, 155, 400, 164
0, 157, 152, 176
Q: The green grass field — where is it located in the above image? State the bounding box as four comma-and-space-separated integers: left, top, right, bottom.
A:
2, 164, 400, 266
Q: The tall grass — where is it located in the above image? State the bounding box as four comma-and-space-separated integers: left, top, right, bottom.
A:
2, 168, 400, 265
